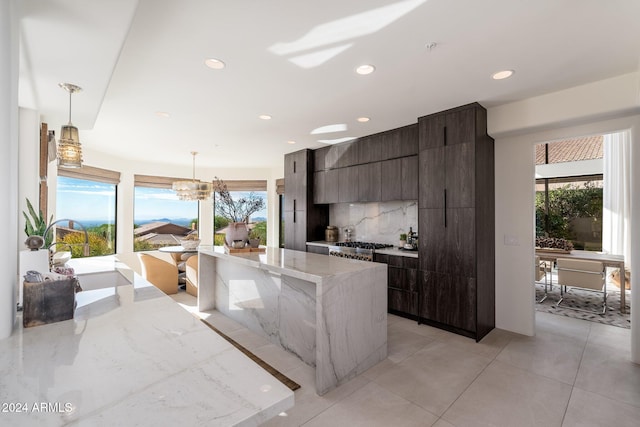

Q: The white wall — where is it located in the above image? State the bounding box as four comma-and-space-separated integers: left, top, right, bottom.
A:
489, 73, 640, 363
1, 0, 19, 339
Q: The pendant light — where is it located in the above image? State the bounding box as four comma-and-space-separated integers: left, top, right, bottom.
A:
172, 151, 213, 201
57, 83, 83, 168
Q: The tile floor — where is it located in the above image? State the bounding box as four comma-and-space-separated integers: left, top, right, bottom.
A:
170, 291, 640, 426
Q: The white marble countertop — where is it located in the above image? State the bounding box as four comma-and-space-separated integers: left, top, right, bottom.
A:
306, 241, 419, 258
199, 245, 384, 283
1, 257, 293, 426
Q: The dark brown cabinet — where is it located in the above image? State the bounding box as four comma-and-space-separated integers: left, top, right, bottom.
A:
374, 253, 419, 319
313, 169, 339, 204
284, 149, 329, 252
417, 103, 494, 341
401, 155, 419, 200
357, 162, 381, 202
380, 124, 418, 160
380, 158, 402, 201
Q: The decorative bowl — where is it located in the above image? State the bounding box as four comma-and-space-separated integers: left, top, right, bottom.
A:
180, 239, 200, 250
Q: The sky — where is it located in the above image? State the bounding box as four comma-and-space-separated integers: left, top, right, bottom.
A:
56, 176, 268, 225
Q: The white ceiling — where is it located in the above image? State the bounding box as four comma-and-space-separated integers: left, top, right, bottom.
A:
18, 0, 640, 169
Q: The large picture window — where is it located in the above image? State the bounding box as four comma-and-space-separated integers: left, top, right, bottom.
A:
56, 166, 119, 256
133, 175, 198, 251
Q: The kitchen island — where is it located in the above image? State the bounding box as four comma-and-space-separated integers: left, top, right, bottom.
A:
198, 246, 388, 395
1, 256, 293, 426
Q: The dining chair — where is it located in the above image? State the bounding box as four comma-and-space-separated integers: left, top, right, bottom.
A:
535, 256, 552, 303
556, 258, 606, 314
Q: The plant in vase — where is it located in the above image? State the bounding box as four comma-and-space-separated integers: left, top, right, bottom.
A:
23, 198, 53, 249
399, 233, 407, 248
248, 229, 261, 248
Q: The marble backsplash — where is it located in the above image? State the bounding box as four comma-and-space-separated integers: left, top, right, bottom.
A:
329, 201, 418, 244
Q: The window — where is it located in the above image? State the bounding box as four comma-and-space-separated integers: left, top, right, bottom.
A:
133, 175, 198, 251
56, 166, 119, 256
213, 180, 268, 246
535, 136, 604, 251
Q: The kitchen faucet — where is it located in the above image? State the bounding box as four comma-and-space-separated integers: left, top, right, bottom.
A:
42, 219, 90, 269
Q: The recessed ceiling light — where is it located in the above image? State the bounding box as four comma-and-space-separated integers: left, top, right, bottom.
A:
357, 117, 370, 123
259, 114, 272, 120
356, 64, 375, 75
492, 69, 514, 80
287, 140, 296, 144
204, 58, 225, 69
155, 111, 170, 118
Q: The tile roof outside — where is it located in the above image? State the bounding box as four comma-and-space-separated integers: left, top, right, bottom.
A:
535, 135, 603, 165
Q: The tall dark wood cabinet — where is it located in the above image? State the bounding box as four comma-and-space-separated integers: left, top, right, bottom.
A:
284, 149, 329, 251
417, 103, 495, 341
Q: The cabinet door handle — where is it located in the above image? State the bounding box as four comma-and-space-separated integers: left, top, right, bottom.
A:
444, 189, 447, 227
293, 210, 297, 223
443, 126, 447, 146
293, 199, 297, 211
293, 160, 297, 173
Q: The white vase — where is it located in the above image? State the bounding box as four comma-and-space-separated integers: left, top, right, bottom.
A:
225, 222, 248, 246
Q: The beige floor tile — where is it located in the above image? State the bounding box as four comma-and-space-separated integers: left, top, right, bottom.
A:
373, 341, 492, 416
534, 311, 591, 341
587, 322, 631, 354
431, 419, 456, 427
389, 316, 452, 340
438, 328, 517, 359
361, 358, 397, 381
574, 341, 640, 409
303, 381, 439, 427
263, 364, 369, 427
495, 330, 585, 385
387, 322, 435, 363
442, 360, 572, 427
563, 387, 640, 427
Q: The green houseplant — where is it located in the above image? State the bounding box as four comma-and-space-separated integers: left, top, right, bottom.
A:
23, 198, 53, 248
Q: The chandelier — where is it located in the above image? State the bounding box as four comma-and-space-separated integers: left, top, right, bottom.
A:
57, 83, 83, 168
172, 151, 213, 201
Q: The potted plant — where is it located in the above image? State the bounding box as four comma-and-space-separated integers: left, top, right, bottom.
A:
23, 198, 53, 249
248, 229, 261, 248
399, 233, 407, 248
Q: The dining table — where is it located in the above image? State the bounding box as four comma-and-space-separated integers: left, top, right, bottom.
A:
535, 249, 627, 314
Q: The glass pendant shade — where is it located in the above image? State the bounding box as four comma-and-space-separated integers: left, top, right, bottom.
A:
172, 151, 213, 201
57, 124, 83, 168
57, 83, 83, 168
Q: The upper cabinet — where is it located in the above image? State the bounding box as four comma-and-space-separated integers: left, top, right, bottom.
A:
312, 123, 419, 204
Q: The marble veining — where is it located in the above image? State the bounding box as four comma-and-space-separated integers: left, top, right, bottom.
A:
199, 247, 388, 395
330, 201, 418, 244
1, 258, 293, 426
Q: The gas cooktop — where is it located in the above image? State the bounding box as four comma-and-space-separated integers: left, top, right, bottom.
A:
334, 241, 394, 250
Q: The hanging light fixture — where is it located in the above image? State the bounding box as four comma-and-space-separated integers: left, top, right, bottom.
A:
172, 151, 213, 201
57, 83, 83, 168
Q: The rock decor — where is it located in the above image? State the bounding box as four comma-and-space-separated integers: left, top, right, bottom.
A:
535, 236, 574, 252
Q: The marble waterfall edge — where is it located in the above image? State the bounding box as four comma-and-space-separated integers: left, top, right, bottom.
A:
198, 247, 388, 395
